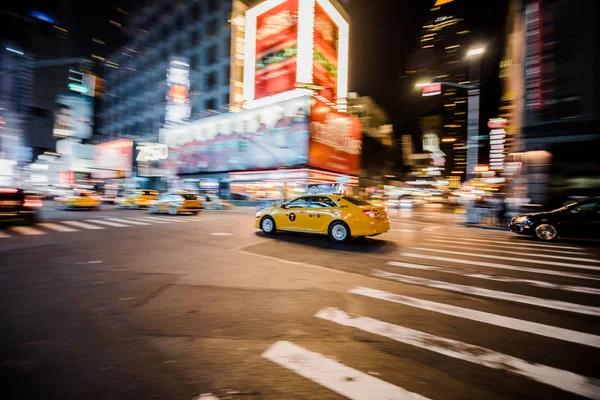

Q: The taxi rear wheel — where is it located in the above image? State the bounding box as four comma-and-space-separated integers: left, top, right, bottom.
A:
261, 216, 276, 234
329, 221, 350, 243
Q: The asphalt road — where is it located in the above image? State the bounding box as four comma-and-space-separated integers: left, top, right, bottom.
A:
1, 203, 599, 400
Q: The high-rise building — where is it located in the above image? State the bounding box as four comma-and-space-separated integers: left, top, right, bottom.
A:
406, 0, 473, 180
98, 0, 238, 141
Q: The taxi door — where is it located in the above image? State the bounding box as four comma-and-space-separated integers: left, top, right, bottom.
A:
305, 196, 340, 233
277, 196, 308, 231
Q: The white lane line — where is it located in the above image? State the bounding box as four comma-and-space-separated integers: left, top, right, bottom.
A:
421, 225, 440, 232
61, 220, 105, 230
135, 217, 171, 224
350, 287, 600, 349
422, 242, 599, 263
262, 341, 430, 400
387, 261, 600, 295
0, 230, 11, 238
426, 238, 590, 256
142, 216, 187, 222
37, 222, 78, 232
390, 229, 415, 233
411, 247, 600, 271
86, 219, 129, 227
402, 253, 600, 282
315, 307, 600, 400
372, 269, 600, 316
106, 218, 150, 226
432, 234, 586, 251
10, 226, 45, 235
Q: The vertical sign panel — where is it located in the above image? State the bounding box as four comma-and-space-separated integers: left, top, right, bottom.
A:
312, 1, 338, 102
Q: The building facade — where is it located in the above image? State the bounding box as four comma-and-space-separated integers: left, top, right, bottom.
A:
98, 0, 237, 142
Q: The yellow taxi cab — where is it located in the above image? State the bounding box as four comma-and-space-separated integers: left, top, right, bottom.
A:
148, 191, 203, 215
55, 190, 101, 210
255, 194, 390, 243
123, 189, 159, 208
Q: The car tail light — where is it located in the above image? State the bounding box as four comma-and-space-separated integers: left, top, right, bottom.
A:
0, 188, 18, 194
363, 209, 378, 218
24, 198, 42, 208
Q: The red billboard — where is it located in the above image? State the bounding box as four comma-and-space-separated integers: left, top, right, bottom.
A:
254, 0, 299, 100
309, 99, 362, 175
313, 2, 339, 102
93, 139, 133, 179
422, 83, 441, 97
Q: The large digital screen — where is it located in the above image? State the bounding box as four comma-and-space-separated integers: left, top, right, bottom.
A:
53, 93, 94, 139
160, 96, 310, 174
313, 1, 338, 102
93, 139, 133, 179
308, 98, 362, 175
254, 0, 299, 100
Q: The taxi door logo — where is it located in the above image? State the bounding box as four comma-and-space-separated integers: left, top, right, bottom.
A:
288, 212, 296, 221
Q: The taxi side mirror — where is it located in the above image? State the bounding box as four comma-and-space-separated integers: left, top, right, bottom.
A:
281, 203, 287, 209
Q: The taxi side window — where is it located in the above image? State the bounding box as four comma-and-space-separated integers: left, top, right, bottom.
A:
287, 197, 309, 208
309, 196, 337, 208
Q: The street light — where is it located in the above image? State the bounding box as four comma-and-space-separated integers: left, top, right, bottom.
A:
415, 82, 432, 87
466, 47, 485, 57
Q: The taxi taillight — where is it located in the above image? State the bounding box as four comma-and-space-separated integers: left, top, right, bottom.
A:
24, 198, 42, 208
363, 210, 378, 218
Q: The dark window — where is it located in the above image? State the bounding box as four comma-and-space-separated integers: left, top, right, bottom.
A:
223, 94, 229, 106
342, 197, 371, 206
573, 201, 599, 213
191, 30, 199, 46
30, 106, 52, 118
206, 98, 216, 110
177, 14, 183, 30
190, 54, 197, 69
223, 64, 230, 84
207, 18, 218, 37
208, 0, 218, 12
286, 197, 309, 208
191, 3, 201, 20
224, 36, 230, 56
175, 40, 182, 55
207, 45, 217, 64
180, 193, 197, 200
206, 71, 216, 90
309, 196, 338, 208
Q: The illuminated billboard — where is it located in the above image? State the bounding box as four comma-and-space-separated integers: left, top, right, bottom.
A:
244, 0, 349, 108
93, 139, 133, 179
160, 96, 310, 174
53, 93, 94, 139
308, 98, 362, 175
165, 59, 191, 125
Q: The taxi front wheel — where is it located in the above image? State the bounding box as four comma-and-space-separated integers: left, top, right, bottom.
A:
261, 216, 276, 234
329, 221, 350, 243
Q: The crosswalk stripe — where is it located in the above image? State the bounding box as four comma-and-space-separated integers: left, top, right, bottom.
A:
135, 217, 171, 224
315, 307, 600, 399
106, 218, 150, 225
142, 216, 186, 222
61, 220, 105, 230
387, 261, 600, 295
10, 226, 45, 235
372, 269, 600, 316
0, 230, 12, 238
432, 234, 586, 251
421, 242, 599, 263
37, 222, 78, 232
402, 252, 600, 281
426, 238, 590, 256
262, 341, 430, 400
350, 287, 600, 348
86, 219, 129, 227
411, 247, 600, 271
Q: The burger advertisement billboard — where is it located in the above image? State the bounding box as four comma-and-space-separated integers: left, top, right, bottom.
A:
313, 1, 338, 102
254, 0, 299, 100
308, 98, 362, 175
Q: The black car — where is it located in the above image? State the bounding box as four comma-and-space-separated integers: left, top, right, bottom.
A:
509, 198, 600, 241
0, 188, 42, 225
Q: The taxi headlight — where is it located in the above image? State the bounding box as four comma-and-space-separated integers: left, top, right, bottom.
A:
255, 211, 262, 218
513, 216, 529, 224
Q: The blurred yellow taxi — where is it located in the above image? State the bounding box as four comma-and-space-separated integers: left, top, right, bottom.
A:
55, 190, 101, 210
122, 189, 158, 208
255, 194, 390, 243
149, 192, 203, 215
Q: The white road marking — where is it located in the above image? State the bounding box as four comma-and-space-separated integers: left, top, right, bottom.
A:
142, 216, 186, 222
210, 232, 233, 236
372, 269, 600, 316
426, 238, 590, 256
402, 252, 600, 281
10, 226, 45, 235
432, 234, 586, 251
387, 261, 600, 295
37, 222, 78, 232
262, 341, 430, 400
196, 394, 220, 400
315, 307, 600, 399
135, 217, 171, 224
86, 219, 129, 227
421, 242, 599, 263
421, 225, 440, 232
350, 287, 600, 348
75, 260, 103, 265
390, 229, 414, 233
61, 220, 105, 230
106, 218, 150, 225
411, 247, 600, 271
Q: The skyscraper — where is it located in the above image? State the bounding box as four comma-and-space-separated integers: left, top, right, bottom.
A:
406, 0, 472, 179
